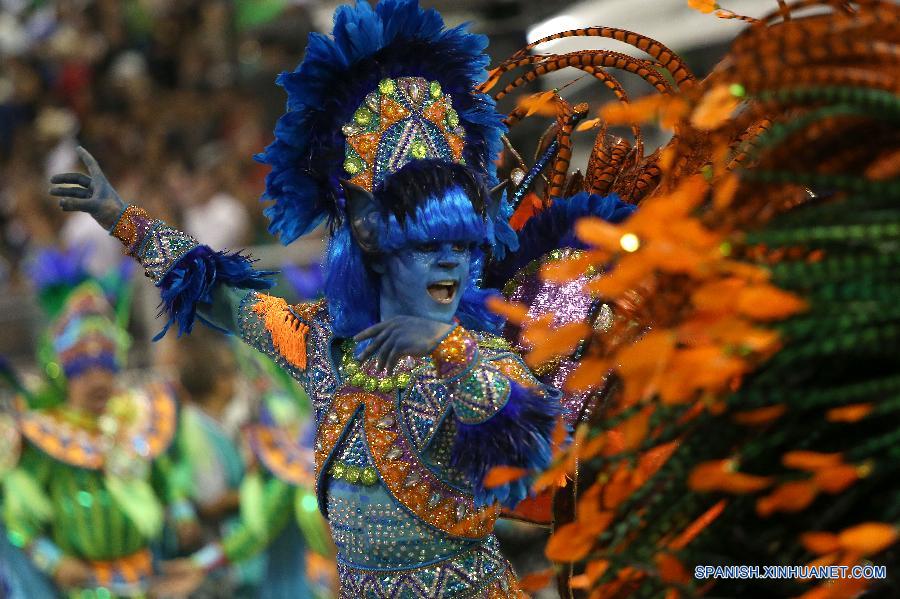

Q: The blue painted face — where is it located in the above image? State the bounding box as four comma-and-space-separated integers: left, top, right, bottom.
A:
374, 241, 473, 323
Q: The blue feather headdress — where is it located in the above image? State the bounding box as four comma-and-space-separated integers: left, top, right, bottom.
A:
255, 0, 506, 246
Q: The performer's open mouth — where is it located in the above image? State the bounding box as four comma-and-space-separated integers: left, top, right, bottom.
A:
427, 280, 459, 304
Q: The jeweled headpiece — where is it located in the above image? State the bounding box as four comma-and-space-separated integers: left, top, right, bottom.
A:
342, 76, 466, 192
52, 283, 126, 379
255, 0, 506, 246
28, 247, 132, 381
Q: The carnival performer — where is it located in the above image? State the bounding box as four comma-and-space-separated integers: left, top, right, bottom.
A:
46, 0, 594, 595
161, 332, 332, 599
1, 249, 199, 598
0, 393, 56, 599
169, 331, 269, 597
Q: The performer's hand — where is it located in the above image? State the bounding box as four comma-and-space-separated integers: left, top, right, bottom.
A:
50, 146, 127, 230
52, 555, 93, 590
150, 559, 205, 599
354, 316, 454, 371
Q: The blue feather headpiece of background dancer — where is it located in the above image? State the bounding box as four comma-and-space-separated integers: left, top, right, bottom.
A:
256, 0, 515, 337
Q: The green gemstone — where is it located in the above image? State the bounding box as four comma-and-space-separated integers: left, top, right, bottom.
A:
331, 462, 346, 479
729, 83, 746, 98
344, 465, 361, 483
379, 78, 396, 95
396, 373, 412, 388
429, 81, 442, 98
345, 361, 359, 374
350, 372, 366, 387
354, 106, 373, 126
410, 140, 428, 160
378, 377, 395, 393
447, 108, 459, 128
360, 467, 378, 486
343, 157, 361, 175
363, 377, 378, 392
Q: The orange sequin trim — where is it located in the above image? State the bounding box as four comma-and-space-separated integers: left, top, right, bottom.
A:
251, 294, 310, 371
432, 326, 473, 368
487, 568, 525, 598
492, 356, 537, 388
89, 548, 153, 587
316, 390, 500, 539
111, 206, 149, 249
19, 386, 176, 470
248, 424, 316, 487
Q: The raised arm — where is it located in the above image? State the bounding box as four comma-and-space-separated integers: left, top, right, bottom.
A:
50, 147, 274, 340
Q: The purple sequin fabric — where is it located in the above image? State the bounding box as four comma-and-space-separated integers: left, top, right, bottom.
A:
506, 249, 608, 424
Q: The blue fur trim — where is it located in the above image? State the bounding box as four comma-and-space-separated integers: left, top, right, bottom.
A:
255, 0, 505, 245
451, 382, 563, 508
156, 246, 276, 339
456, 284, 504, 335
485, 192, 637, 288
325, 224, 380, 338
490, 189, 519, 261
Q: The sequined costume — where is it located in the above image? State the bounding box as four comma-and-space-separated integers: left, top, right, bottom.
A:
109, 208, 549, 596
1, 254, 196, 599
96, 1, 635, 596
5, 387, 184, 598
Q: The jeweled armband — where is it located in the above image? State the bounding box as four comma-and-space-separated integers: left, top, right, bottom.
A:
111, 205, 152, 251
431, 326, 514, 423
111, 205, 199, 284
431, 325, 478, 379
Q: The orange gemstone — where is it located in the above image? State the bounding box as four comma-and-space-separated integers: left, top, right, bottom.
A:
447, 134, 465, 161
424, 101, 447, 129
379, 97, 410, 129
347, 132, 381, 163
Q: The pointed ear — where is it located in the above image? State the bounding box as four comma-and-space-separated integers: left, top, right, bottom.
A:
487, 179, 509, 218
339, 179, 381, 253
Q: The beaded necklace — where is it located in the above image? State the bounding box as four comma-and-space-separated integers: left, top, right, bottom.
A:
338, 339, 416, 392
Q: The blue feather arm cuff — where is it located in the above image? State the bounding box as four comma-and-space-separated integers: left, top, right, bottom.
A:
156, 245, 276, 339
450, 382, 563, 509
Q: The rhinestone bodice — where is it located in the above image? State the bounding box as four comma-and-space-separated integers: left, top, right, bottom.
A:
326, 415, 474, 568
237, 293, 537, 596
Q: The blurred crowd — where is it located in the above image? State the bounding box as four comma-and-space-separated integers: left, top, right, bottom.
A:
0, 0, 318, 289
